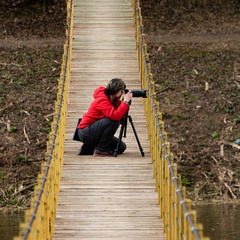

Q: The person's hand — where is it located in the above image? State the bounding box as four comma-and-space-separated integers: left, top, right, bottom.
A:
124, 91, 132, 102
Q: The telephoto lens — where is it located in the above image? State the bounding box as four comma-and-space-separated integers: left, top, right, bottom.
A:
124, 89, 147, 98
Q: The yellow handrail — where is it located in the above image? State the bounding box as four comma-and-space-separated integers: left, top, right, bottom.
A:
13, 1, 73, 239
132, 0, 209, 239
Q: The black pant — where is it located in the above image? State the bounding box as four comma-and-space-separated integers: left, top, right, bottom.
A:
78, 117, 126, 154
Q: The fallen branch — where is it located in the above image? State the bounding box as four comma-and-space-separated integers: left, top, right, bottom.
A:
214, 155, 237, 199
7, 120, 10, 132
36, 139, 46, 145
205, 82, 209, 91
235, 81, 240, 87
44, 112, 54, 121
220, 143, 224, 157
23, 123, 31, 144
0, 118, 11, 131
232, 156, 240, 163
223, 182, 236, 199
202, 172, 209, 179
223, 141, 240, 150
11, 183, 36, 197
0, 62, 24, 67
0, 119, 9, 126
0, 188, 9, 201
211, 156, 219, 166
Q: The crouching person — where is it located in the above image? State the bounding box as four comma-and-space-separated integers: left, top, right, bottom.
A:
77, 78, 132, 157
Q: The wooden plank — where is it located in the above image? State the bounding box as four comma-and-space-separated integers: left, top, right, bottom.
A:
53, 232, 165, 240
52, 0, 165, 239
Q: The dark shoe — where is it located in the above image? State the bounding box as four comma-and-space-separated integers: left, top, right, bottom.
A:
93, 148, 114, 157
78, 144, 95, 155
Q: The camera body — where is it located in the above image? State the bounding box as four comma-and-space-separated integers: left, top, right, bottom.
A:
124, 89, 147, 98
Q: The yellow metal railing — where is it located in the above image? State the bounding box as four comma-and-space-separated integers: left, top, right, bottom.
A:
132, 0, 209, 239
13, 1, 73, 239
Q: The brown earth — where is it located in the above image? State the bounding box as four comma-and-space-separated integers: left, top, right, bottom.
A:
141, 0, 240, 202
0, 0, 240, 211
0, 1, 66, 211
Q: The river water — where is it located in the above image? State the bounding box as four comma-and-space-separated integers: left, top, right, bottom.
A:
0, 213, 24, 240
195, 204, 240, 240
1, 204, 240, 240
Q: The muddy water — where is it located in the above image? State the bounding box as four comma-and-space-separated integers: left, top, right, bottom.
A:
1, 204, 240, 240
195, 204, 240, 240
0, 213, 24, 240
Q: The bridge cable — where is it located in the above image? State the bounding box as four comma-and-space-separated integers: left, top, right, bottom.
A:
22, 0, 74, 239
135, 0, 201, 239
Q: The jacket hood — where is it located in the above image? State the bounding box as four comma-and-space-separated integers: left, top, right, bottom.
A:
93, 86, 107, 99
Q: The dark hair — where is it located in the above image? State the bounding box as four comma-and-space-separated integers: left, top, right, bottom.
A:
105, 78, 126, 96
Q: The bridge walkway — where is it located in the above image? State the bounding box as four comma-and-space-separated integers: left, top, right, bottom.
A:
52, 0, 165, 239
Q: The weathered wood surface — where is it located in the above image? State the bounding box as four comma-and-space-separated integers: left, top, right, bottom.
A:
52, 0, 165, 239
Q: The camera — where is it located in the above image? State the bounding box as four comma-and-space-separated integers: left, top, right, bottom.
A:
124, 89, 147, 98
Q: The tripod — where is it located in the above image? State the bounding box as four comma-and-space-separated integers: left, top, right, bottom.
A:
114, 112, 144, 157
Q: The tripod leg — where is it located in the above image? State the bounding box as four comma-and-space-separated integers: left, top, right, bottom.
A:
123, 118, 127, 137
114, 118, 126, 157
128, 116, 145, 157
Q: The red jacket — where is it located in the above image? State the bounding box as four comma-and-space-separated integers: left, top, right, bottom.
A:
78, 86, 129, 129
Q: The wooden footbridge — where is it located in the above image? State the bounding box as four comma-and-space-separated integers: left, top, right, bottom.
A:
14, 0, 209, 239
